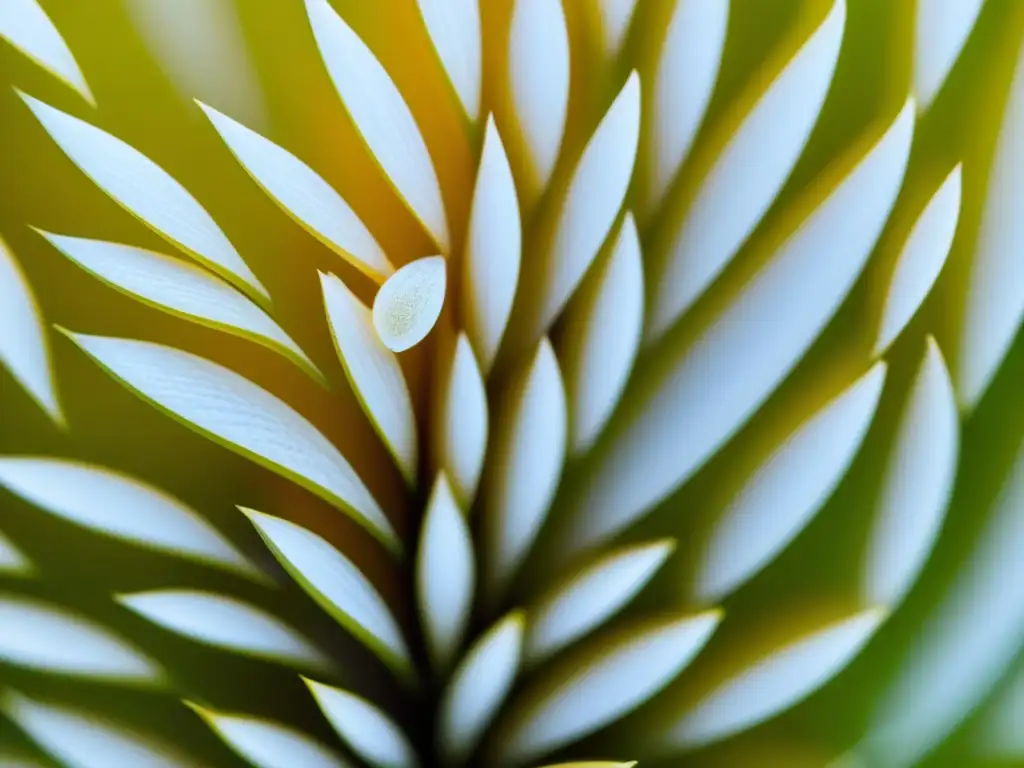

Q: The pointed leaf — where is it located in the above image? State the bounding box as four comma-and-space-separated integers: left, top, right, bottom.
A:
189, 705, 349, 768
241, 508, 412, 679
0, 529, 29, 575
438, 334, 488, 505
117, 590, 327, 670
0, 596, 160, 683
0, 0, 93, 103
417, 474, 475, 673
40, 231, 324, 385
439, 612, 525, 765
322, 272, 418, 484
18, 94, 267, 303
305, 0, 449, 251
665, 609, 885, 748
498, 611, 721, 766
372, 255, 446, 353
957, 42, 1024, 408
558, 213, 643, 456
525, 539, 676, 665
863, 338, 959, 606
592, 0, 639, 55
508, 0, 570, 194
198, 102, 392, 281
913, 0, 985, 109
534, 72, 641, 335
875, 166, 961, 355
642, 0, 728, 213
0, 237, 61, 424
417, 0, 481, 120
694, 362, 887, 603
566, 99, 914, 559
305, 679, 419, 768
461, 117, 521, 373
61, 333, 398, 553
0, 457, 253, 576
485, 339, 567, 595
647, 0, 846, 341
4, 693, 199, 768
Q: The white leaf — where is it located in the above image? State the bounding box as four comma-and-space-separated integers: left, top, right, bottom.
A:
508, 0, 570, 195
417, 0, 481, 121
0, 457, 253, 576
0, 0, 93, 103
558, 213, 643, 456
856, 442, 1024, 768
0, 596, 160, 683
305, 0, 449, 251
198, 102, 392, 281
438, 334, 488, 505
461, 117, 522, 373
485, 339, 567, 596
665, 609, 885, 748
438, 612, 525, 766
694, 362, 887, 604
416, 474, 475, 673
0, 529, 30, 575
241, 508, 412, 679
305, 679, 419, 768
534, 72, 641, 336
524, 539, 676, 666
862, 338, 958, 606
957, 41, 1024, 409
189, 705, 349, 768
61, 333, 398, 553
0, 237, 62, 424
593, 0, 639, 55
913, 0, 985, 109
565, 99, 915, 559
321, 272, 418, 485
372, 255, 447, 353
498, 611, 721, 766
642, 0, 728, 213
875, 166, 961, 355
117, 590, 327, 670
39, 231, 324, 385
647, 0, 846, 342
18, 94, 267, 304
4, 693, 198, 768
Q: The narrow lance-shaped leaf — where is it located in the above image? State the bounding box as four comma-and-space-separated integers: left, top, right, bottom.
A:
417, 474, 475, 673
188, 704, 350, 768
525, 539, 676, 666
39, 231, 326, 386
322, 271, 418, 485
417, 0, 482, 121
495, 611, 721, 766
913, 0, 985, 110
305, 0, 449, 252
0, 457, 254, 577
693, 362, 887, 604
198, 101, 393, 281
0, 0, 93, 103
372, 255, 447, 353
563, 99, 915, 561
305, 679, 419, 768
60, 333, 399, 554
117, 590, 328, 672
0, 236, 62, 425
241, 508, 413, 681
862, 338, 958, 607
461, 116, 522, 374
0, 596, 161, 684
647, 0, 846, 342
18, 93, 268, 304
437, 334, 488, 505
591, 0, 639, 56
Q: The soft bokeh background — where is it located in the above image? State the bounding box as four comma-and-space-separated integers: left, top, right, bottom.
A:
2, 1, 1024, 766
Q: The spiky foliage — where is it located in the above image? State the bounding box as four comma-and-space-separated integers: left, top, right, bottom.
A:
0, 1, 1023, 767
